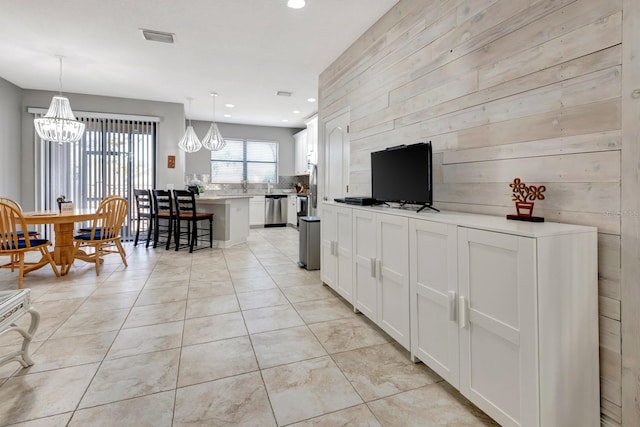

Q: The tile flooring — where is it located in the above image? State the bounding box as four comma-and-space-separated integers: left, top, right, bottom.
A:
0, 227, 498, 426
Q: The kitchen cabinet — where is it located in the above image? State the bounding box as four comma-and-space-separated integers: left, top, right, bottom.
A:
249, 196, 265, 227
320, 203, 353, 302
287, 195, 297, 226
304, 115, 318, 165
294, 129, 308, 175
353, 209, 410, 350
409, 219, 459, 388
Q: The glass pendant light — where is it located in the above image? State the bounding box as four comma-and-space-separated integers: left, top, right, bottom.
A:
201, 92, 226, 151
34, 56, 85, 143
178, 97, 202, 153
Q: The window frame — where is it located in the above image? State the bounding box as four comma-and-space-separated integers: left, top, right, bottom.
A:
210, 138, 279, 184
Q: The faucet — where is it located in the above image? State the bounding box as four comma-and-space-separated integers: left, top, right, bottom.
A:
242, 180, 248, 193
267, 180, 272, 194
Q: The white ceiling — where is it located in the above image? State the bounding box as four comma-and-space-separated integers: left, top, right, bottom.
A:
0, 0, 398, 128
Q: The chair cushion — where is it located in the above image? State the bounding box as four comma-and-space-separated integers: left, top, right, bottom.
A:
16, 230, 39, 238
16, 239, 49, 249
74, 232, 109, 240
79, 226, 101, 233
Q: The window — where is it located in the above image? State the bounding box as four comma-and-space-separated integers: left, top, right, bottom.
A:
210, 139, 278, 183
34, 115, 156, 241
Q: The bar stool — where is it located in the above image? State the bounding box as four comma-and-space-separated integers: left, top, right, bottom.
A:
133, 189, 153, 247
172, 190, 213, 253
151, 189, 175, 250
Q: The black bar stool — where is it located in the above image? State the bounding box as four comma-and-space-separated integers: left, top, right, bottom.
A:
172, 190, 213, 253
151, 189, 175, 250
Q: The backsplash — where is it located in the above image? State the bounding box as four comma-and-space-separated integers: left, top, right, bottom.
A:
204, 175, 309, 194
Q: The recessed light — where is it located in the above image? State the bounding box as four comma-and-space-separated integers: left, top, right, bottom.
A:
282, 119, 289, 123
307, 98, 316, 103
292, 110, 301, 114
225, 104, 235, 108
287, 0, 305, 9
224, 114, 231, 118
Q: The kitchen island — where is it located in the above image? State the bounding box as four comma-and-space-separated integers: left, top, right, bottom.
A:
196, 195, 251, 248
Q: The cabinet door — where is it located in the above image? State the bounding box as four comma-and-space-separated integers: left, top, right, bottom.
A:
249, 197, 265, 226
353, 209, 377, 320
335, 206, 353, 303
287, 195, 297, 225
458, 228, 538, 427
320, 204, 337, 288
409, 219, 459, 388
377, 213, 410, 349
294, 130, 308, 175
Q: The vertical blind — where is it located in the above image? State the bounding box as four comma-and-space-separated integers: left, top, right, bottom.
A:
34, 115, 157, 240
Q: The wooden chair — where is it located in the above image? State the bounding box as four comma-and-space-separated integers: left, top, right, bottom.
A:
78, 195, 120, 233
0, 202, 59, 288
65, 196, 128, 276
172, 190, 213, 253
0, 197, 39, 239
133, 189, 153, 247
151, 190, 174, 250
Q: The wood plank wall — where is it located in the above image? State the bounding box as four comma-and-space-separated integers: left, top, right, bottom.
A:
318, 0, 625, 424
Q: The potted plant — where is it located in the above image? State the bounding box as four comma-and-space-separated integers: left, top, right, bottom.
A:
509, 178, 545, 217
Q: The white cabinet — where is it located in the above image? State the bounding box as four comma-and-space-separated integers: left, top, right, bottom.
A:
304, 115, 318, 165
353, 209, 410, 350
320, 203, 353, 302
409, 219, 459, 388
287, 195, 297, 226
249, 196, 265, 227
294, 129, 308, 175
454, 227, 599, 427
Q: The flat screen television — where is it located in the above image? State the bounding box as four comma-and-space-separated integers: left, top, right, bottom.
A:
371, 142, 437, 213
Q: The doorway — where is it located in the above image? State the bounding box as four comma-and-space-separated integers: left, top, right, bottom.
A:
324, 110, 350, 201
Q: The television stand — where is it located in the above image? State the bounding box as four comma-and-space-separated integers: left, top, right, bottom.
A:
417, 204, 440, 213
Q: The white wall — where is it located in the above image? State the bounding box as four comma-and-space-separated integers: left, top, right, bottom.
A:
0, 77, 23, 202
186, 120, 302, 179
19, 90, 185, 210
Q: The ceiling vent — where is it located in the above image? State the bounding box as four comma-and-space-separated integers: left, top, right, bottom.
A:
140, 29, 175, 44
276, 91, 293, 97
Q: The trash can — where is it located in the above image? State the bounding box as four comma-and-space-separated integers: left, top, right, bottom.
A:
298, 216, 320, 270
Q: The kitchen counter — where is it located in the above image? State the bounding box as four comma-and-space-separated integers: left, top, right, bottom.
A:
194, 195, 251, 248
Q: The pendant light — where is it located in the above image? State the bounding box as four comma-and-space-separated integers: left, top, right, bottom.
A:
34, 56, 85, 143
201, 92, 226, 151
178, 97, 202, 153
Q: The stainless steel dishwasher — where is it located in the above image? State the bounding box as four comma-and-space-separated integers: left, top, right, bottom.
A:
264, 194, 287, 227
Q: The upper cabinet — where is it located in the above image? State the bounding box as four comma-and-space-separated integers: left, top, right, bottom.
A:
294, 129, 308, 175
293, 115, 318, 176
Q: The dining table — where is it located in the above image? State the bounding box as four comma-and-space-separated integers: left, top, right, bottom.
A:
22, 209, 98, 275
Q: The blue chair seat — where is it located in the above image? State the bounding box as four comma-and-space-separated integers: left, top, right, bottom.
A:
74, 232, 110, 240
16, 230, 39, 238
15, 239, 49, 249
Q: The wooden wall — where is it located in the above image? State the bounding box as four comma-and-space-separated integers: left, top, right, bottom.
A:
318, 0, 626, 424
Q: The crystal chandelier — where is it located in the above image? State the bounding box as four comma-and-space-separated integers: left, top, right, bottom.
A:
201, 92, 226, 151
178, 97, 202, 153
34, 56, 85, 143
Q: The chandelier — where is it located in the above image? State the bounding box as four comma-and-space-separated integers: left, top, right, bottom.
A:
33, 56, 85, 143
201, 92, 226, 151
178, 97, 202, 153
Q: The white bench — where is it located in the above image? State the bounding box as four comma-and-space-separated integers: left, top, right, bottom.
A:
0, 289, 39, 368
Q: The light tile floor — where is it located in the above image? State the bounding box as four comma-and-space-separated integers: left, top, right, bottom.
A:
0, 227, 498, 426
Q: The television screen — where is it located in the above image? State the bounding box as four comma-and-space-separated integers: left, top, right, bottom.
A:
371, 142, 433, 206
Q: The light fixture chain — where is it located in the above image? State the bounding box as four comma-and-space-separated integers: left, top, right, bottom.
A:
58, 56, 63, 96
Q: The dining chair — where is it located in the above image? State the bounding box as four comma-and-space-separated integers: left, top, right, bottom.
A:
0, 197, 40, 239
172, 190, 213, 253
78, 195, 120, 233
151, 190, 175, 250
133, 189, 153, 248
65, 196, 128, 276
0, 201, 60, 288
